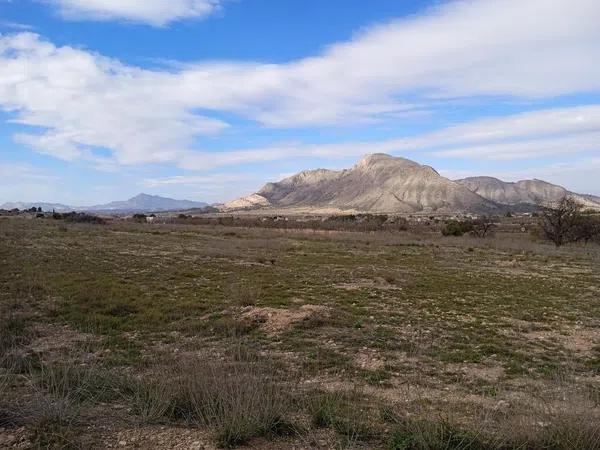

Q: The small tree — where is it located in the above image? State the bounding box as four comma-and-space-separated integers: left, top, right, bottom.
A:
470, 216, 496, 238
538, 197, 583, 247
573, 214, 600, 244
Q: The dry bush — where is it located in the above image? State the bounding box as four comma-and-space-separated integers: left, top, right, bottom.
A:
26, 392, 81, 449
175, 359, 297, 447
127, 357, 298, 448
33, 362, 115, 405
19, 360, 118, 447
128, 375, 175, 424
24, 365, 85, 449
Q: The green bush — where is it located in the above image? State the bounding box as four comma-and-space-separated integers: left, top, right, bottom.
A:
441, 220, 474, 236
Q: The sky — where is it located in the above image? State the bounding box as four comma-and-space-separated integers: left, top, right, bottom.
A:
1, 0, 600, 205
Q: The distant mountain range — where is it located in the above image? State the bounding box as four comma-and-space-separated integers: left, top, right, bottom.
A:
6, 157, 600, 215
1, 193, 207, 213
224, 154, 600, 214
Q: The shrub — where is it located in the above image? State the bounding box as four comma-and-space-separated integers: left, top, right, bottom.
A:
573, 214, 600, 244
25, 364, 88, 449
62, 212, 106, 225
129, 376, 174, 424
441, 220, 474, 237
174, 360, 295, 447
26, 392, 81, 449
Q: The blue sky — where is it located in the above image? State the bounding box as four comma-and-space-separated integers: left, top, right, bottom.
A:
1, 0, 600, 205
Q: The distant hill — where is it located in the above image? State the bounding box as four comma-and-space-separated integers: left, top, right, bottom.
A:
224, 154, 600, 214
87, 193, 207, 212
456, 177, 600, 210
1, 194, 207, 213
225, 154, 497, 214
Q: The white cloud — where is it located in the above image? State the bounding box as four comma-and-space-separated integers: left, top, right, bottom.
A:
178, 105, 600, 168
430, 132, 600, 160
44, 0, 220, 26
1, 0, 600, 169
0, 33, 228, 166
403, 105, 600, 149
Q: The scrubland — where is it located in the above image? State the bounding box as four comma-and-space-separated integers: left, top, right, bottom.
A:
1, 217, 599, 449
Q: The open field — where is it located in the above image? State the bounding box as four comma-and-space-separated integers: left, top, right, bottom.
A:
1, 216, 599, 449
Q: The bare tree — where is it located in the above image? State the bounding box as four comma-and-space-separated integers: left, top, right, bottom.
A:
470, 216, 496, 238
538, 197, 583, 247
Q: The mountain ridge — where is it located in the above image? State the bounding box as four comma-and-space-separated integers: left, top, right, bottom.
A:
1, 193, 207, 213
456, 176, 600, 209
225, 154, 600, 214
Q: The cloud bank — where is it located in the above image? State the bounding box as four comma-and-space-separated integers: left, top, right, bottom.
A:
0, 0, 599, 171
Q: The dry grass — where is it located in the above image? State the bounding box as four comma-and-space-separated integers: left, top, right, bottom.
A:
126, 356, 298, 447
1, 217, 599, 448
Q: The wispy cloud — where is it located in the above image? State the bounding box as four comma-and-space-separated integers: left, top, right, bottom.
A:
0, 162, 59, 181
178, 105, 600, 169
430, 132, 600, 160
42, 0, 221, 26
141, 173, 259, 188
0, 21, 36, 31
0, 163, 62, 203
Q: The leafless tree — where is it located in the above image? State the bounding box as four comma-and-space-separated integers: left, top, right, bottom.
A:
470, 216, 496, 238
538, 197, 583, 247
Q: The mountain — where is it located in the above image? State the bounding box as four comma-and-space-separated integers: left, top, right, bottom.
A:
0, 202, 74, 212
87, 193, 207, 212
457, 177, 600, 209
1, 194, 207, 213
225, 154, 498, 214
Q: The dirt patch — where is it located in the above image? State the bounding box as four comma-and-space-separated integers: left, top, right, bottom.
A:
561, 327, 600, 354
104, 426, 214, 449
519, 325, 599, 355
448, 363, 505, 382
355, 349, 386, 371
241, 305, 330, 333
335, 277, 402, 291
29, 323, 100, 360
